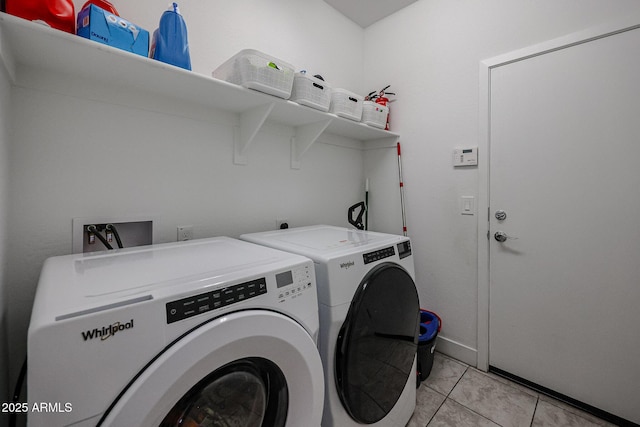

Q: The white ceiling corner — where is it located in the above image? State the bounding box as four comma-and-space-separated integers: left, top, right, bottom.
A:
322, 0, 418, 28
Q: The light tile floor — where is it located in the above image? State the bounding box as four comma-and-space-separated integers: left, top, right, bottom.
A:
408, 352, 619, 427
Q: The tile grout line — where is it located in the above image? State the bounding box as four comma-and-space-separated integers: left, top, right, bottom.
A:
446, 365, 469, 398
424, 365, 502, 427
473, 367, 542, 426
422, 364, 471, 427
423, 392, 446, 427
442, 365, 524, 427
529, 397, 540, 427
445, 396, 510, 427
424, 355, 616, 427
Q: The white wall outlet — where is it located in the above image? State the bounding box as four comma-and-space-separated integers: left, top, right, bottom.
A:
177, 225, 194, 241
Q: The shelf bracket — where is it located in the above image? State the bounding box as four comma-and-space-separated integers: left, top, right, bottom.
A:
0, 25, 17, 83
363, 135, 401, 150
290, 119, 333, 169
233, 102, 275, 165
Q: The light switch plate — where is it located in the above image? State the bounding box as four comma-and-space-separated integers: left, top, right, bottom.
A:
461, 196, 475, 215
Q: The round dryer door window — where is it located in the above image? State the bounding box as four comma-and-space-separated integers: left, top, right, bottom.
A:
160, 357, 287, 427
335, 262, 420, 424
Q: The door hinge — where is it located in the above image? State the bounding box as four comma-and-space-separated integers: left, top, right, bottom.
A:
487, 207, 491, 240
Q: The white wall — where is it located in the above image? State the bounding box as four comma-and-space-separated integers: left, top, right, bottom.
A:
364, 0, 640, 365
4, 0, 366, 393
0, 45, 12, 424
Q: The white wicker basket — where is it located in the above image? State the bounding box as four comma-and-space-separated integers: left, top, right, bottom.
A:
329, 88, 363, 121
361, 101, 388, 129
212, 49, 295, 99
290, 73, 331, 112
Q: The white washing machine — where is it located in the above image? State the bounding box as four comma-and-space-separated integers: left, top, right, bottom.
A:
28, 237, 324, 427
242, 225, 419, 427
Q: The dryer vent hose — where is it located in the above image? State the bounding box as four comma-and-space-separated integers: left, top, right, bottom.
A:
9, 357, 27, 427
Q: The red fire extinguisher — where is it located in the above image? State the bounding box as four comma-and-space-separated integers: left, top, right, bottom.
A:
373, 85, 395, 131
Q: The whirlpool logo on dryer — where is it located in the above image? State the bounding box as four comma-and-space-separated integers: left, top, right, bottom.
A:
81, 319, 134, 342
340, 261, 355, 270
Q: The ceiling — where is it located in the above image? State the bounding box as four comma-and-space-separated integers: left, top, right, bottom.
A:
322, 0, 418, 28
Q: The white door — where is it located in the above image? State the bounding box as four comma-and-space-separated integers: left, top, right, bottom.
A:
487, 24, 640, 424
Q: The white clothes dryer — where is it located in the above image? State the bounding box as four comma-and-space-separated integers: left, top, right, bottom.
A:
28, 237, 324, 427
242, 225, 420, 427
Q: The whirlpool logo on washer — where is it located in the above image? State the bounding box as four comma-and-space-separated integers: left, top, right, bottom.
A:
340, 260, 355, 270
81, 319, 134, 342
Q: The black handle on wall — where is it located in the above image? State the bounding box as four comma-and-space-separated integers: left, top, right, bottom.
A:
348, 201, 366, 230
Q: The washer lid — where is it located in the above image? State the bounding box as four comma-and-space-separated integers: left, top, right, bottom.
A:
241, 225, 406, 262
32, 237, 309, 321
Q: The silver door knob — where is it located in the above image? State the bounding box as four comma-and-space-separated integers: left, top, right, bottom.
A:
494, 231, 508, 242
494, 231, 518, 242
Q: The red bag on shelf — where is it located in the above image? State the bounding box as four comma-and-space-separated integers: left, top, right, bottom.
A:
6, 0, 75, 34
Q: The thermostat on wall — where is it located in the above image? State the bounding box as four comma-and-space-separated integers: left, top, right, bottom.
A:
453, 147, 478, 166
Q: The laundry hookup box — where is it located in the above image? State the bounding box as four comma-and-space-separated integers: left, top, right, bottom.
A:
77, 4, 150, 57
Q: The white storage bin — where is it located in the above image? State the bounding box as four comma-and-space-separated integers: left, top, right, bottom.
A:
362, 101, 389, 129
290, 73, 331, 112
329, 89, 363, 121
212, 49, 295, 99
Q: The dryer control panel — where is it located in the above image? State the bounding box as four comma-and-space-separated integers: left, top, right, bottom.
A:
166, 278, 267, 324
362, 241, 412, 264
363, 246, 395, 264
397, 241, 412, 259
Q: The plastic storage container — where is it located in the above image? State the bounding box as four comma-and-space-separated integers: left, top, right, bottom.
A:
77, 4, 149, 57
6, 0, 75, 33
150, 3, 191, 70
290, 73, 331, 112
212, 49, 295, 99
417, 309, 441, 382
80, 0, 118, 15
362, 101, 389, 129
329, 88, 363, 121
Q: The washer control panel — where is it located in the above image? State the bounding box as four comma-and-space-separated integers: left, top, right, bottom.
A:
276, 265, 313, 301
166, 277, 267, 324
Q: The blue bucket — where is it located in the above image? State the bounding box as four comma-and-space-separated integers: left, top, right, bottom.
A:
417, 309, 441, 382
419, 310, 440, 342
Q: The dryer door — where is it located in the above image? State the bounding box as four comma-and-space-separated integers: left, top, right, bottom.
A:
98, 310, 324, 427
335, 262, 419, 424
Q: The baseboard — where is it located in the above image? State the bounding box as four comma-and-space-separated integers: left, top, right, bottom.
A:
434, 335, 477, 367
